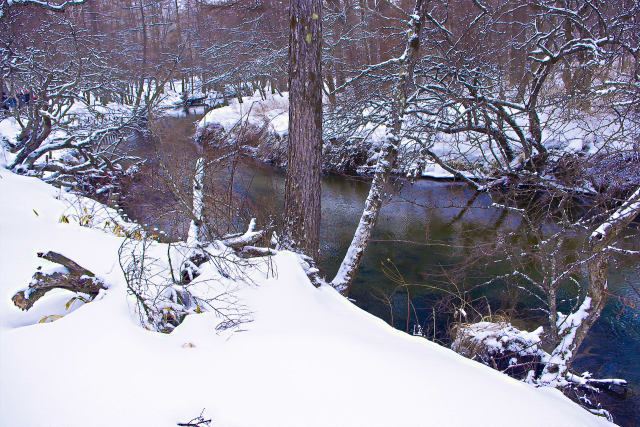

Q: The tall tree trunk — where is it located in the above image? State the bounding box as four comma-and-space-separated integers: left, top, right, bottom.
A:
282, 0, 323, 258
330, 0, 428, 295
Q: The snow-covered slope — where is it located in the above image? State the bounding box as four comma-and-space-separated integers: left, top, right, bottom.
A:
0, 168, 612, 426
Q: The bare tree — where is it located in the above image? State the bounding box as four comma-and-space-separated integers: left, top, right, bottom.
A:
330, 0, 429, 294
281, 0, 323, 257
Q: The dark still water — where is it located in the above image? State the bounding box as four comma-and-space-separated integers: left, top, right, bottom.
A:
240, 165, 640, 427
122, 117, 640, 426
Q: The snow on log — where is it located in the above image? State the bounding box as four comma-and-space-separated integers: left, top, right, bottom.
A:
12, 251, 106, 311
221, 218, 265, 249
451, 321, 546, 379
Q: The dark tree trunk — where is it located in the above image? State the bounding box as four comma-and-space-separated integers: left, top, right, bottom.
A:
282, 0, 323, 258
11, 115, 51, 169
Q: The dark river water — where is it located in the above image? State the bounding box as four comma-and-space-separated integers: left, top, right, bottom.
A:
122, 116, 640, 426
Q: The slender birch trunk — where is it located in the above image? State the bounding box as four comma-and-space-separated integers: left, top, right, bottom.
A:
187, 157, 207, 247
330, 0, 429, 294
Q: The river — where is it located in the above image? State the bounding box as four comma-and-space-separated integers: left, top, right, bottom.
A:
121, 116, 640, 426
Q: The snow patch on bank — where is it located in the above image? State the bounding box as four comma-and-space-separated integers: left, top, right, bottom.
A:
198, 92, 289, 138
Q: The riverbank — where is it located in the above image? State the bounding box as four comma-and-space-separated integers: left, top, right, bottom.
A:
0, 166, 614, 427
113, 122, 640, 424
3, 102, 638, 424
195, 91, 640, 200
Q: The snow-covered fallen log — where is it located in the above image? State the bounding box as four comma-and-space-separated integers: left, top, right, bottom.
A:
239, 246, 275, 258
452, 321, 546, 379
221, 218, 266, 250
12, 251, 106, 311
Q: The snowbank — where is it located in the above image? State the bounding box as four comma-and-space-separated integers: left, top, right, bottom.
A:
421, 162, 475, 180
197, 92, 289, 138
0, 168, 612, 426
195, 93, 481, 179
0, 116, 19, 167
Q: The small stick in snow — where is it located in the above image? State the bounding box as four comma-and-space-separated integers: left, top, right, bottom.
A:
177, 409, 212, 426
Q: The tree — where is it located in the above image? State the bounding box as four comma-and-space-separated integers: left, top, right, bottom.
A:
330, 0, 429, 294
281, 0, 323, 257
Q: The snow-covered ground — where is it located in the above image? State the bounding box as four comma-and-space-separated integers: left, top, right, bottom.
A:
0, 166, 613, 426
197, 91, 289, 138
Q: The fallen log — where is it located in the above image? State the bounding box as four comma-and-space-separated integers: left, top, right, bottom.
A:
222, 219, 266, 249
222, 230, 266, 249
239, 245, 276, 258
12, 251, 106, 311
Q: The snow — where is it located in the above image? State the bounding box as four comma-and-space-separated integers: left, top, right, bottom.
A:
0, 117, 20, 167
540, 297, 594, 385
421, 162, 475, 179
198, 92, 289, 138
0, 167, 613, 426
591, 186, 640, 243
187, 157, 206, 247
453, 321, 546, 360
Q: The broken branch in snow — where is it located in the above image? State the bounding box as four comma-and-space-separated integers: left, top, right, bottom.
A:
12, 251, 106, 311
177, 409, 212, 426
239, 246, 276, 258
222, 225, 266, 249
566, 374, 628, 398
221, 218, 269, 253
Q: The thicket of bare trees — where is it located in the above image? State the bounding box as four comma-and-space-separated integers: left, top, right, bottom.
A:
322, 0, 640, 408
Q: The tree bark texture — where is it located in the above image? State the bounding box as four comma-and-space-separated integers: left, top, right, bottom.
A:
330, 0, 428, 295
282, 0, 323, 258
